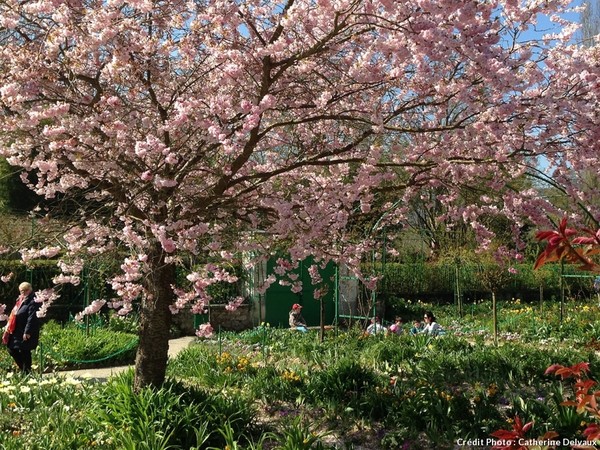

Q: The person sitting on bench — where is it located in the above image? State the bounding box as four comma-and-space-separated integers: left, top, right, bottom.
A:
289, 303, 308, 332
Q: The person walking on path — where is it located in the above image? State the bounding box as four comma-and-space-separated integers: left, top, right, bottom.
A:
2, 282, 42, 374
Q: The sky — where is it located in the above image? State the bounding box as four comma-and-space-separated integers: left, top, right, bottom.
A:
519, 0, 586, 44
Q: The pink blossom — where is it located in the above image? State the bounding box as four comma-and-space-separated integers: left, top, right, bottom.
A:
52, 274, 81, 285
0, 82, 21, 100
20, 246, 61, 264
154, 176, 178, 188
171, 287, 198, 311
313, 287, 326, 299
117, 304, 133, 316
191, 302, 209, 315
34, 289, 61, 318
195, 323, 214, 339
308, 265, 322, 284
164, 153, 178, 165
274, 258, 295, 276
75, 299, 107, 321
160, 237, 176, 253
57, 259, 84, 275
225, 296, 245, 311
256, 275, 276, 295
1, 272, 13, 283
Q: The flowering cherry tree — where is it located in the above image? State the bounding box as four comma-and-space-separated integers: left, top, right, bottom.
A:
0, 0, 597, 388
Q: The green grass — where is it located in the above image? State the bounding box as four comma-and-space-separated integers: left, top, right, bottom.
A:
0, 320, 138, 373
2, 298, 600, 449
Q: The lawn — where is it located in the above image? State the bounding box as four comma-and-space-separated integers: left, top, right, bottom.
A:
1, 299, 600, 449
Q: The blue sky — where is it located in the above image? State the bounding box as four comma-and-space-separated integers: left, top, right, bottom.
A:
519, 0, 585, 43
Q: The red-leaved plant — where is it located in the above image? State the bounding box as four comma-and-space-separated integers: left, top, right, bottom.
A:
491, 220, 600, 449
490, 415, 534, 450
535, 217, 600, 272
545, 362, 600, 441
491, 362, 600, 449
490, 415, 559, 450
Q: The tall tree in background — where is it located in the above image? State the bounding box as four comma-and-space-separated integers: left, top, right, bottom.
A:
582, 0, 600, 46
0, 0, 598, 389
572, 0, 600, 228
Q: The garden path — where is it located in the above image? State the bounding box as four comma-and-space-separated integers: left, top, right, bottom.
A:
46, 335, 196, 381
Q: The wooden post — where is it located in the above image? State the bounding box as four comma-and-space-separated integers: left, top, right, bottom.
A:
319, 298, 325, 343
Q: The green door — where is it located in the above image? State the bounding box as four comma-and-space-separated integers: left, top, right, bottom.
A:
264, 257, 336, 328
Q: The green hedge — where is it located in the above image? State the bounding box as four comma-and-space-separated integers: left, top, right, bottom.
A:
0, 259, 117, 323
0, 258, 593, 320
0, 258, 246, 322
364, 262, 596, 303
39, 321, 138, 370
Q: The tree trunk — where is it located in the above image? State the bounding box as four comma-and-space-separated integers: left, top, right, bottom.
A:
133, 247, 176, 390
455, 264, 463, 318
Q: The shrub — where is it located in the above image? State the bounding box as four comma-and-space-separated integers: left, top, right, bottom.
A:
306, 358, 386, 419
39, 321, 138, 371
